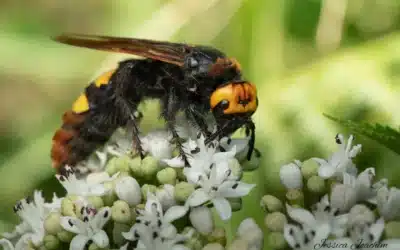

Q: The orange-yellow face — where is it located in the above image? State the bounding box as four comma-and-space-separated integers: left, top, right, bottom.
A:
210, 82, 258, 115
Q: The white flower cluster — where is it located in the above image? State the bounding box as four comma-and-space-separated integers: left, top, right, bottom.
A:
0, 126, 261, 250
265, 134, 400, 250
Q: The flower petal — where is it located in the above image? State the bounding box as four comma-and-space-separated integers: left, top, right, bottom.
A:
92, 207, 111, 230
189, 206, 214, 235
218, 181, 256, 198
212, 197, 232, 221
286, 204, 317, 226
92, 230, 109, 248
369, 217, 385, 241
0, 239, 14, 250
280, 162, 303, 189
115, 176, 142, 206
162, 157, 185, 168
60, 217, 87, 234
318, 163, 336, 179
70, 234, 90, 250
164, 205, 189, 223
283, 224, 301, 248
188, 189, 211, 207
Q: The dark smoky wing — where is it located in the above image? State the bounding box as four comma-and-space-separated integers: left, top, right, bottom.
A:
54, 34, 193, 66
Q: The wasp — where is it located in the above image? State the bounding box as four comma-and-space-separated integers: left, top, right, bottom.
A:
51, 34, 258, 171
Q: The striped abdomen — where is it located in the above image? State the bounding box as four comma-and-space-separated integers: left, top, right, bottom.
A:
51, 70, 119, 170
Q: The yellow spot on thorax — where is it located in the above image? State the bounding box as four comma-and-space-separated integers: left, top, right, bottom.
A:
72, 94, 89, 114
71, 69, 115, 114
95, 70, 115, 87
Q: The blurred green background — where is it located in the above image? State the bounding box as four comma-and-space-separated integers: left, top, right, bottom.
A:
1, 0, 400, 246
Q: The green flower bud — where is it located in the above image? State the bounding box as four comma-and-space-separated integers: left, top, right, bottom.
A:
307, 176, 326, 194
61, 195, 78, 216
286, 189, 304, 207
227, 239, 248, 250
44, 212, 63, 235
113, 222, 131, 245
228, 158, 243, 179
141, 156, 159, 180
156, 168, 177, 185
141, 184, 157, 200
267, 232, 287, 249
111, 200, 132, 224
202, 243, 224, 250
106, 155, 132, 175
87, 196, 105, 210
227, 197, 242, 212
56, 230, 74, 243
88, 243, 108, 250
174, 182, 195, 203
129, 156, 143, 177
207, 227, 226, 247
301, 159, 319, 179
43, 234, 60, 250
260, 195, 283, 212
185, 237, 203, 250
384, 221, 400, 239
102, 182, 118, 207
264, 212, 287, 232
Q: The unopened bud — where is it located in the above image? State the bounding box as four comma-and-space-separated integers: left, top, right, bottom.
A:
207, 227, 226, 247
267, 232, 286, 249
43, 234, 60, 250
286, 189, 304, 207
111, 200, 132, 224
87, 196, 104, 210
264, 212, 287, 232
141, 156, 159, 180
106, 155, 131, 176
44, 212, 63, 235
56, 230, 74, 243
141, 184, 157, 200
307, 175, 326, 194
190, 206, 214, 235
202, 243, 224, 250
384, 221, 400, 239
260, 195, 283, 212
227, 239, 248, 250
301, 158, 319, 179
157, 168, 177, 185
174, 182, 195, 203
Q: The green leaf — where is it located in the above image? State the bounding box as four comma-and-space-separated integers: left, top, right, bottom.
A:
324, 114, 400, 155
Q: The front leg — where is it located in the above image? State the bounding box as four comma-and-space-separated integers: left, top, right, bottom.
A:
113, 61, 145, 159
162, 88, 191, 167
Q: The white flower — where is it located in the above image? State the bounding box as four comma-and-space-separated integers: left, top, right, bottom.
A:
279, 161, 303, 189
314, 134, 361, 179
236, 218, 263, 250
186, 161, 255, 220
189, 206, 214, 235
330, 169, 375, 213
60, 206, 111, 250
3, 191, 47, 248
156, 184, 177, 210
0, 239, 14, 250
123, 193, 188, 242
121, 223, 192, 250
56, 166, 111, 197
287, 201, 348, 239
141, 130, 173, 160
162, 134, 236, 174
219, 136, 251, 161
376, 186, 400, 220
43, 193, 63, 212
115, 176, 142, 206
284, 223, 331, 250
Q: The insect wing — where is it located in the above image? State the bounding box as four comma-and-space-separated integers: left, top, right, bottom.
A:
54, 34, 193, 66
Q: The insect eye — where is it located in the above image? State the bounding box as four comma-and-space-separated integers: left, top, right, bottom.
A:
189, 58, 198, 68
219, 99, 230, 110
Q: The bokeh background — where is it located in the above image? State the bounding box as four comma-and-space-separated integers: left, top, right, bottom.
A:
1, 0, 400, 247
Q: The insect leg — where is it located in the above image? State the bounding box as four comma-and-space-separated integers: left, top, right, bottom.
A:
162, 88, 191, 167
245, 120, 255, 160
113, 61, 145, 159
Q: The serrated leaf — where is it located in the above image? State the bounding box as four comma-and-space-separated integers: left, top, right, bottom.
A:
324, 114, 400, 155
